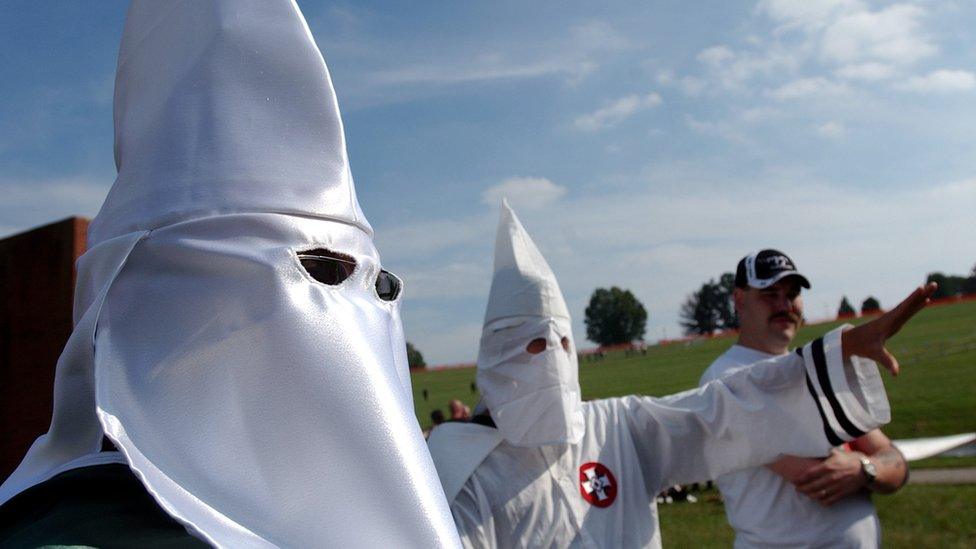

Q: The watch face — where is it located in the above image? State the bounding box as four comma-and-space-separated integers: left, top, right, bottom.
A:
862, 458, 878, 481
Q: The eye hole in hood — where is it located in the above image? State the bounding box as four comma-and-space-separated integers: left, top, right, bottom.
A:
526, 338, 546, 354
297, 248, 403, 302
525, 336, 572, 355
297, 248, 357, 285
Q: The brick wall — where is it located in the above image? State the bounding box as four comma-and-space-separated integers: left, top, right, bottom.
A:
0, 217, 88, 482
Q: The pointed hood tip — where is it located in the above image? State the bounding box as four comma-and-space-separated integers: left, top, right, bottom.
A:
97, 0, 371, 244
484, 201, 570, 325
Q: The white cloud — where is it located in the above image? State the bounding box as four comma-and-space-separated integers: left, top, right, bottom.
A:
767, 77, 849, 99
695, 44, 800, 92
480, 177, 568, 210
573, 93, 662, 131
821, 4, 936, 66
697, 45, 735, 66
835, 62, 897, 81
370, 59, 581, 86
817, 120, 846, 138
897, 69, 976, 93
657, 70, 705, 95
0, 176, 110, 238
569, 20, 632, 52
400, 261, 490, 300
318, 14, 635, 108
739, 106, 781, 123
684, 116, 751, 145
758, 0, 865, 31
374, 217, 490, 261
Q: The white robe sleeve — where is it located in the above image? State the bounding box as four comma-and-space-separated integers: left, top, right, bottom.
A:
451, 475, 498, 549
622, 326, 890, 491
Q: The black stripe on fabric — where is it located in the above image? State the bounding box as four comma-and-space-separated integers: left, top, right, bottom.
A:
805, 372, 845, 447
812, 338, 866, 439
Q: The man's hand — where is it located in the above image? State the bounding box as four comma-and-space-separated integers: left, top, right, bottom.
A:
840, 282, 937, 375
794, 449, 869, 506
767, 455, 824, 484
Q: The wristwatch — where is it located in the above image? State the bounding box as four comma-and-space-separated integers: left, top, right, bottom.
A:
860, 456, 878, 487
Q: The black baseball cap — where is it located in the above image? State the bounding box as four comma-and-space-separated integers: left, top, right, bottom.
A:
735, 249, 811, 290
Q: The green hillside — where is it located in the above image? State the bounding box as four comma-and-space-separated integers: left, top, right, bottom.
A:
411, 299, 976, 440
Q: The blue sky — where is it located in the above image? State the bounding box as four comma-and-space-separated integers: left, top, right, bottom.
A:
2, 0, 975, 364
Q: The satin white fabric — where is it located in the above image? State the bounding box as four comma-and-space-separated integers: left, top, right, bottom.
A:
91, 0, 371, 245
426, 423, 504, 503
0, 1, 459, 546
94, 214, 456, 547
477, 203, 583, 446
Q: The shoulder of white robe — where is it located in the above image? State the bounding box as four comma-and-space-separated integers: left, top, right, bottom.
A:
427, 423, 504, 503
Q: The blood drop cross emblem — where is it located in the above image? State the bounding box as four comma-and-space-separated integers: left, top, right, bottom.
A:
579, 462, 617, 508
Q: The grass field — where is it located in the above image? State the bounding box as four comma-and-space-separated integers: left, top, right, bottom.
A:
411, 299, 976, 546
657, 484, 976, 548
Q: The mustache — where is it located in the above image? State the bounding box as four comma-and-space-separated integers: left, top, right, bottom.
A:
769, 312, 801, 325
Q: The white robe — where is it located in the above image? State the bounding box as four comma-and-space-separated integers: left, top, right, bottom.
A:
427, 327, 890, 548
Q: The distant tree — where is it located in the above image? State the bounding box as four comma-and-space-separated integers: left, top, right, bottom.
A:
837, 296, 856, 318
861, 296, 882, 315
926, 272, 967, 299
679, 273, 739, 336
715, 273, 740, 331
584, 287, 648, 346
680, 284, 720, 336
406, 342, 426, 370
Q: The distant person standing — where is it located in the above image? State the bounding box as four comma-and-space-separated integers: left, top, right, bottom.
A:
432, 409, 447, 426
449, 399, 471, 421
700, 250, 908, 548
425, 410, 447, 439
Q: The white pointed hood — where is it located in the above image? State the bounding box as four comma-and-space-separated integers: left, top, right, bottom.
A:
476, 202, 584, 447
89, 0, 371, 246
483, 200, 570, 324
0, 1, 459, 547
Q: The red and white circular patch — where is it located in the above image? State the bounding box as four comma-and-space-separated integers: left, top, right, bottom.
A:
578, 461, 617, 508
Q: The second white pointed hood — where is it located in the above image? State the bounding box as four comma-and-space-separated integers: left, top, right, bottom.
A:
0, 1, 459, 547
476, 202, 584, 447
483, 201, 570, 324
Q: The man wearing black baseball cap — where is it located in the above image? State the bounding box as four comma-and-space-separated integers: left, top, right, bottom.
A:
732, 249, 810, 355
700, 250, 908, 548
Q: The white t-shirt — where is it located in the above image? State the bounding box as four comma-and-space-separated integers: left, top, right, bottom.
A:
429, 328, 890, 549
700, 344, 880, 549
